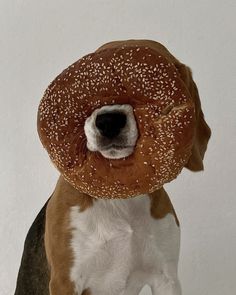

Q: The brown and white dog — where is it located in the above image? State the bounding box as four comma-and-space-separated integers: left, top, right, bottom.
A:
14, 41, 211, 295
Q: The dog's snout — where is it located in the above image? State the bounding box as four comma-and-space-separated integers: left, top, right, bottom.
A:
95, 111, 127, 139
85, 104, 138, 159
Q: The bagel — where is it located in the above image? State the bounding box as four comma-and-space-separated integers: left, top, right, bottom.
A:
37, 40, 196, 199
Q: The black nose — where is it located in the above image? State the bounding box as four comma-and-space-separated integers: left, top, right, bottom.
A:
95, 111, 127, 139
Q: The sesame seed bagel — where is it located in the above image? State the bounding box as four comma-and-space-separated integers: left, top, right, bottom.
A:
38, 40, 195, 199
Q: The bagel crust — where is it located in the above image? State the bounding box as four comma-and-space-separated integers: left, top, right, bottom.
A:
38, 41, 195, 199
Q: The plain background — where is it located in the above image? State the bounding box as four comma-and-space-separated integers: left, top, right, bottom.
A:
0, 1, 235, 294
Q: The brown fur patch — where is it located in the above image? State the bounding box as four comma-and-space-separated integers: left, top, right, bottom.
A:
45, 175, 94, 295
149, 188, 180, 226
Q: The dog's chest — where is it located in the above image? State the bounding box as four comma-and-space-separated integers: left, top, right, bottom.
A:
69, 194, 179, 295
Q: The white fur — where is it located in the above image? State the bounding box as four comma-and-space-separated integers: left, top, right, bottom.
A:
69, 194, 181, 295
84, 104, 138, 159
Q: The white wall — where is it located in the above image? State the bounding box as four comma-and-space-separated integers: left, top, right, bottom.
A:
0, 1, 235, 294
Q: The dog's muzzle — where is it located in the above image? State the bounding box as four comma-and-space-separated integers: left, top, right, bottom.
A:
84, 104, 138, 159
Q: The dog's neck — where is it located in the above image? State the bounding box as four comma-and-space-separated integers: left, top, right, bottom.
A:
52, 175, 178, 226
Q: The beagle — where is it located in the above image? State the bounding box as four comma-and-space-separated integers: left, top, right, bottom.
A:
14, 40, 211, 295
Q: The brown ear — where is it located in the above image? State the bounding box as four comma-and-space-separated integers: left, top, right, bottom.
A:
175, 63, 211, 171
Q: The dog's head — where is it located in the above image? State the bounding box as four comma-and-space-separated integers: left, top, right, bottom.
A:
38, 40, 210, 198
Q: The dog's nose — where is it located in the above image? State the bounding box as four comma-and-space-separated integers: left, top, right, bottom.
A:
95, 111, 127, 139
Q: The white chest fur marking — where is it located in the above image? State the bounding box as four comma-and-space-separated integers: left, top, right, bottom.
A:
69, 195, 181, 295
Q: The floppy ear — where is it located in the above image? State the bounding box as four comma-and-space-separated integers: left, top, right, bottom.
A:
175, 63, 211, 171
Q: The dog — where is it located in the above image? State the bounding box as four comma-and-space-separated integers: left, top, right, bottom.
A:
14, 40, 211, 295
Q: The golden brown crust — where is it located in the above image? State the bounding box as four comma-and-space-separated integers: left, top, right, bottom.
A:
149, 187, 179, 226
95, 39, 179, 64
45, 176, 94, 295
38, 39, 198, 199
